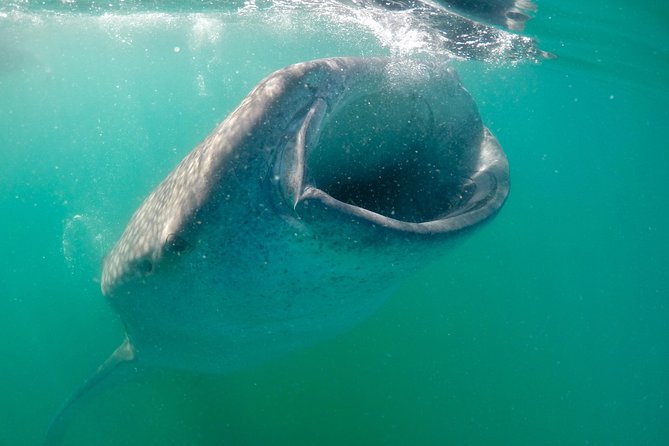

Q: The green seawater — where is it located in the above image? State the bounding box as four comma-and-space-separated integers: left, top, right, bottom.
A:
1, 1, 667, 445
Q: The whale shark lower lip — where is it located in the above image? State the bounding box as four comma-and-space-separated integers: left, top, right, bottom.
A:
47, 56, 509, 443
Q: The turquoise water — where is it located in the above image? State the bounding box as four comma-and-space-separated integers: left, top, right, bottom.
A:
1, 1, 668, 445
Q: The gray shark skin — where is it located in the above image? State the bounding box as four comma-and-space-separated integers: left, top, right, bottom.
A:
47, 57, 509, 443
373, 0, 537, 31
437, 0, 537, 30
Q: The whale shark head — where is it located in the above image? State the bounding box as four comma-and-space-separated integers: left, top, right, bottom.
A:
98, 57, 509, 372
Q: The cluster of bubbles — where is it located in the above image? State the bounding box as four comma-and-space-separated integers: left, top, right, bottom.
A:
2, 0, 545, 63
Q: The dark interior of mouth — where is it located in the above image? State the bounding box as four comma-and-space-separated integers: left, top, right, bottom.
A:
307, 92, 478, 223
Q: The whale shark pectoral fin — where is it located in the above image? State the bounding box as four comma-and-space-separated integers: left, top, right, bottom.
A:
44, 336, 136, 445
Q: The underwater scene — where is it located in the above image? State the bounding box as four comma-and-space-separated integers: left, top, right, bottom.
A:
0, 0, 667, 445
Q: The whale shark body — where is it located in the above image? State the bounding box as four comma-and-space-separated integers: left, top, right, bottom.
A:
47, 56, 509, 442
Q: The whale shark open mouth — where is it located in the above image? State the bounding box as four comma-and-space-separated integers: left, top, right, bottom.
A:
276, 69, 509, 235
308, 90, 475, 223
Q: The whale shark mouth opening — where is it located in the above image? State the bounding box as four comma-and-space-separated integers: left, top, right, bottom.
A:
281, 85, 508, 234
307, 91, 475, 223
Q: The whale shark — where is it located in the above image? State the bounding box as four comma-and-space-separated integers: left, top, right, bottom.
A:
47, 56, 509, 443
